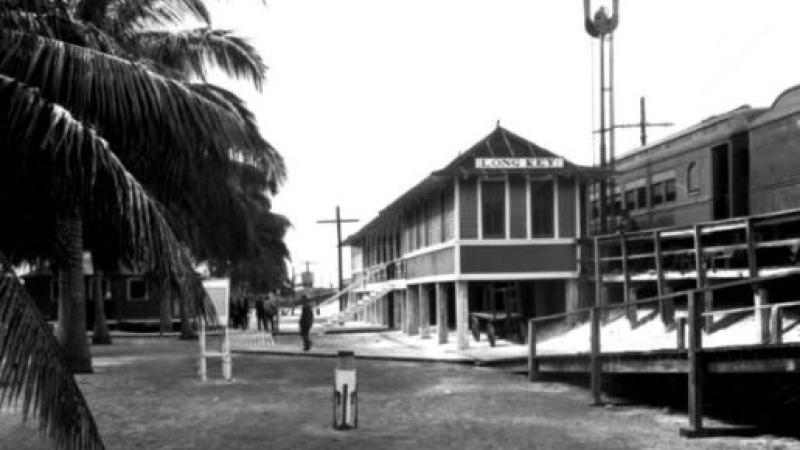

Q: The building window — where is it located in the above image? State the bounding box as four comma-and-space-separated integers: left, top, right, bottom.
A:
637, 186, 647, 209
665, 179, 677, 202
687, 162, 699, 195
481, 180, 506, 238
625, 190, 637, 211
652, 182, 665, 206
530, 180, 554, 237
612, 191, 622, 215
127, 277, 148, 301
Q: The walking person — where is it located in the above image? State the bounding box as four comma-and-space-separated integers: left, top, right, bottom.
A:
299, 300, 314, 351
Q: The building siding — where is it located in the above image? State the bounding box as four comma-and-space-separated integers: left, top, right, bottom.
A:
405, 247, 456, 279
510, 176, 527, 238
459, 180, 478, 239
460, 244, 576, 273
558, 178, 576, 238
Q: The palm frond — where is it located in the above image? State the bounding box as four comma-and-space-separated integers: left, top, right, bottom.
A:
0, 7, 125, 54
131, 27, 267, 90
105, 0, 211, 29
190, 83, 285, 190
0, 73, 215, 320
0, 29, 258, 158
0, 262, 105, 450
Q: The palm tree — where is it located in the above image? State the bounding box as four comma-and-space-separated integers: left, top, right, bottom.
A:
0, 1, 287, 448
0, 71, 216, 449
1, 0, 285, 367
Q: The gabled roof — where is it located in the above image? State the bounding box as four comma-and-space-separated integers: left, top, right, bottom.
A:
433, 126, 595, 177
343, 126, 603, 245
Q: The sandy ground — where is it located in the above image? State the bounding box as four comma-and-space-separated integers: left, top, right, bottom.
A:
1, 338, 798, 450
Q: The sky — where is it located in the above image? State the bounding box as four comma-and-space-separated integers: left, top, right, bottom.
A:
204, 0, 800, 288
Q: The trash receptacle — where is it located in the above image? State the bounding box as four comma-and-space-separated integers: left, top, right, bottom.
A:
333, 350, 357, 430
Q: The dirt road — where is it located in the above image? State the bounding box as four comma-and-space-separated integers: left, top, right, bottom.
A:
1, 338, 797, 449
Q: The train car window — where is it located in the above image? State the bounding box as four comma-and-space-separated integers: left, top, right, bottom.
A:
687, 162, 699, 195
625, 190, 637, 210
637, 187, 647, 208
665, 179, 677, 202
613, 192, 622, 215
530, 179, 554, 237
481, 180, 506, 238
652, 182, 665, 206
591, 200, 599, 219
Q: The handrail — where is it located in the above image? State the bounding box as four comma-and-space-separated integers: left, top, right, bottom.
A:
529, 307, 592, 324
701, 299, 800, 317
591, 205, 800, 242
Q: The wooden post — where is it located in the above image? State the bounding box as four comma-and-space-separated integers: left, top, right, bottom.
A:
621, 232, 636, 325
590, 307, 602, 406
755, 287, 770, 344
676, 316, 687, 350
419, 284, 431, 338
455, 281, 470, 349
654, 231, 674, 326
222, 325, 232, 381
436, 283, 449, 344
528, 320, 539, 381
770, 305, 783, 345
198, 319, 207, 382
693, 225, 712, 331
680, 290, 705, 437
594, 237, 603, 309
745, 219, 758, 279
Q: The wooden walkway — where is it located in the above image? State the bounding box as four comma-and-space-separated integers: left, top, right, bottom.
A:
529, 273, 800, 437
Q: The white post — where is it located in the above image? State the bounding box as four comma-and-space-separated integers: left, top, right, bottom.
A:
456, 281, 469, 349
199, 318, 207, 382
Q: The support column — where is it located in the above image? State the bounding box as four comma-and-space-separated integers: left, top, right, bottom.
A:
394, 291, 402, 330
398, 290, 407, 332
436, 283, 449, 344
407, 286, 419, 336
565, 279, 580, 326
455, 281, 469, 349
419, 284, 431, 338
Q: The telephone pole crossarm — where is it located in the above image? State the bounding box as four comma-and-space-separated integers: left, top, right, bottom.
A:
316, 206, 359, 311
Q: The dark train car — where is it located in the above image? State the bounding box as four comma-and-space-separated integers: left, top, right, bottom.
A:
749, 85, 800, 215
590, 105, 765, 233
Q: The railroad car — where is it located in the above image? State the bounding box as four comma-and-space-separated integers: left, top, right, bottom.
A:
592, 85, 800, 234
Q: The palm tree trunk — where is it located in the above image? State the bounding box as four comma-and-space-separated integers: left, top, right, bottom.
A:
178, 287, 196, 340
55, 208, 93, 373
159, 279, 173, 335
92, 270, 111, 345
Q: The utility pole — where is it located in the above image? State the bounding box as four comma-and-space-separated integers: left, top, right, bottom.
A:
599, 97, 673, 146
317, 206, 359, 311
584, 0, 619, 234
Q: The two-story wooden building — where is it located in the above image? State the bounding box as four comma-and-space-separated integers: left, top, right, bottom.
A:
343, 126, 603, 348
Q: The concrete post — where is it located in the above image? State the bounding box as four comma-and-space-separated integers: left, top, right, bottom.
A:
398, 290, 406, 332
455, 281, 469, 349
419, 284, 431, 338
407, 286, 419, 335
565, 279, 580, 326
394, 291, 402, 330
436, 283, 449, 344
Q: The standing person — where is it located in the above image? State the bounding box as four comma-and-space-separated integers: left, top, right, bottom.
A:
299, 301, 314, 351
